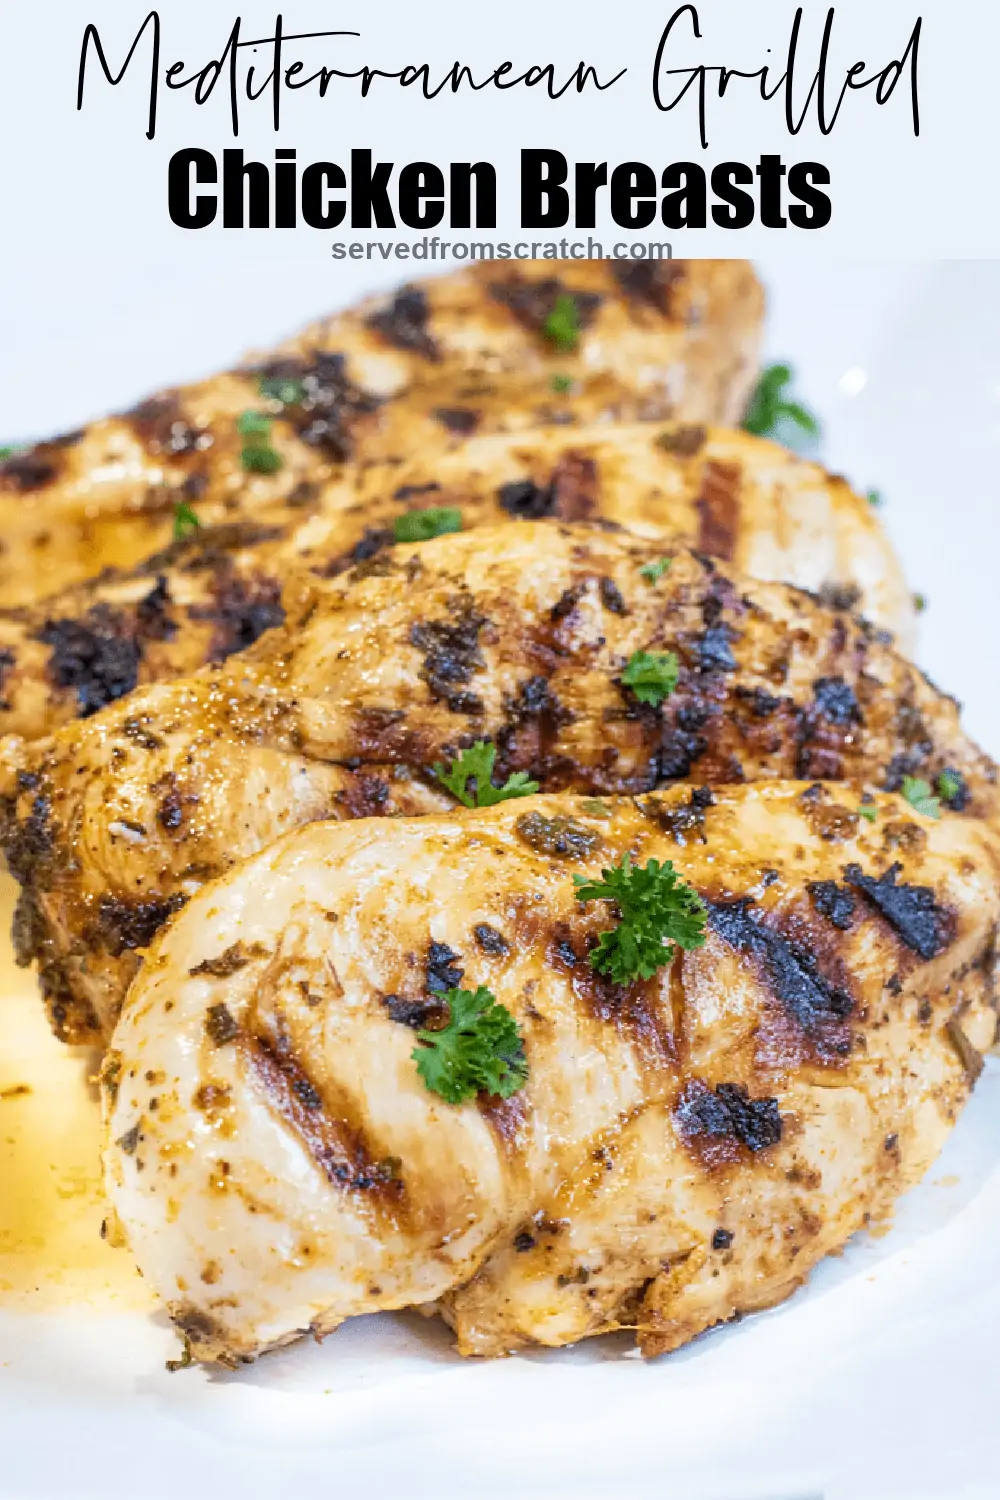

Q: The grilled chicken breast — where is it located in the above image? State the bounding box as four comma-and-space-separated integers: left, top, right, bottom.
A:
3, 522, 991, 1047
0, 423, 914, 743
102, 782, 1000, 1365
0, 260, 763, 605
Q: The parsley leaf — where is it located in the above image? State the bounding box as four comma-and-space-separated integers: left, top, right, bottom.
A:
434, 740, 539, 808
413, 986, 528, 1105
393, 506, 463, 544
857, 803, 878, 824
742, 363, 820, 445
0, 446, 18, 463
173, 499, 201, 539
259, 374, 306, 406
574, 854, 707, 985
550, 373, 573, 394
239, 410, 283, 474
901, 776, 942, 819
867, 489, 883, 508
542, 295, 581, 353
639, 557, 672, 585
621, 649, 679, 706
937, 769, 963, 804
913, 593, 927, 614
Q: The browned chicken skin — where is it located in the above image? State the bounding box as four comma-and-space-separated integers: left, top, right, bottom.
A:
0, 422, 914, 743
103, 783, 1000, 1365
2, 522, 991, 1047
0, 261, 764, 605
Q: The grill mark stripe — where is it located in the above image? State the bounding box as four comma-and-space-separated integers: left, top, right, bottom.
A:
241, 1033, 406, 1214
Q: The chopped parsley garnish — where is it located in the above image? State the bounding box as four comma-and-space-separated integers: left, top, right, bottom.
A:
857, 803, 878, 824
0, 446, 18, 463
913, 592, 927, 614
580, 798, 614, 820
621, 649, 680, 706
742, 363, 820, 445
639, 557, 672, 585
434, 740, 539, 808
238, 410, 283, 474
413, 986, 528, 1105
574, 854, 707, 985
901, 775, 942, 820
259, 374, 306, 406
867, 489, 883, 508
173, 499, 201, 539
542, 295, 581, 353
937, 769, 964, 804
393, 506, 463, 543
550, 373, 573, 394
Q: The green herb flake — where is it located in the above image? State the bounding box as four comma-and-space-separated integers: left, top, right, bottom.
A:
901, 776, 942, 820
867, 489, 883, 508
550, 373, 573, 394
238, 410, 283, 474
936, 769, 963, 804
392, 506, 463, 544
433, 740, 539, 809
621, 649, 680, 707
259, 374, 306, 406
857, 803, 878, 824
237, 410, 273, 437
574, 854, 707, 986
742, 363, 820, 444
241, 445, 283, 474
413, 986, 528, 1105
639, 558, 672, 585
173, 500, 201, 540
542, 295, 581, 353
913, 593, 927, 614
580, 798, 614, 820
0, 446, 19, 463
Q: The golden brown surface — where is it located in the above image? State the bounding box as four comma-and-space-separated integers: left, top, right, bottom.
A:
0, 261, 764, 605
103, 783, 1000, 1364
0, 421, 914, 744
2, 521, 991, 1047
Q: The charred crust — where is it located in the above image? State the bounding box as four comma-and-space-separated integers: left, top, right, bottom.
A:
498, 478, 554, 520
205, 1003, 240, 1045
366, 287, 440, 361
382, 993, 448, 1029
409, 601, 487, 714
94, 893, 186, 957
642, 786, 715, 845
135, 575, 177, 641
938, 766, 969, 812
191, 571, 285, 662
127, 395, 210, 456
818, 582, 863, 613
254, 352, 381, 461
811, 677, 862, 726
488, 275, 602, 336
711, 1227, 734, 1250
843, 862, 955, 961
191, 943, 266, 979
0, 450, 61, 491
808, 881, 857, 931
707, 898, 854, 1049
676, 1079, 782, 1160
611, 258, 686, 311
433, 406, 479, 435
599, 577, 627, 615
474, 923, 510, 956
426, 941, 464, 993
655, 423, 706, 457
37, 609, 141, 718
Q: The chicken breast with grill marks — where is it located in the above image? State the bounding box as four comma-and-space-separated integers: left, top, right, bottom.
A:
0, 421, 914, 743
0, 260, 763, 605
102, 782, 1000, 1365
2, 522, 991, 1048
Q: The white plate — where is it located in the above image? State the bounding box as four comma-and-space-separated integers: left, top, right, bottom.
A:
2, 262, 1000, 1500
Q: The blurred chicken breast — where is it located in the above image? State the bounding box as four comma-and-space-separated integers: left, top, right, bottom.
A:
0, 260, 763, 604
0, 422, 914, 743
2, 522, 990, 1046
103, 783, 1000, 1365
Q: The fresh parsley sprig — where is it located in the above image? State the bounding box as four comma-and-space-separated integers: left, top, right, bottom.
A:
639, 558, 672, 585
393, 506, 462, 543
742, 363, 820, 446
259, 374, 306, 405
434, 741, 539, 808
621, 649, 679, 706
543, 295, 581, 353
238, 410, 283, 474
413, 986, 528, 1105
173, 499, 201, 539
901, 775, 942, 820
574, 854, 707, 985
